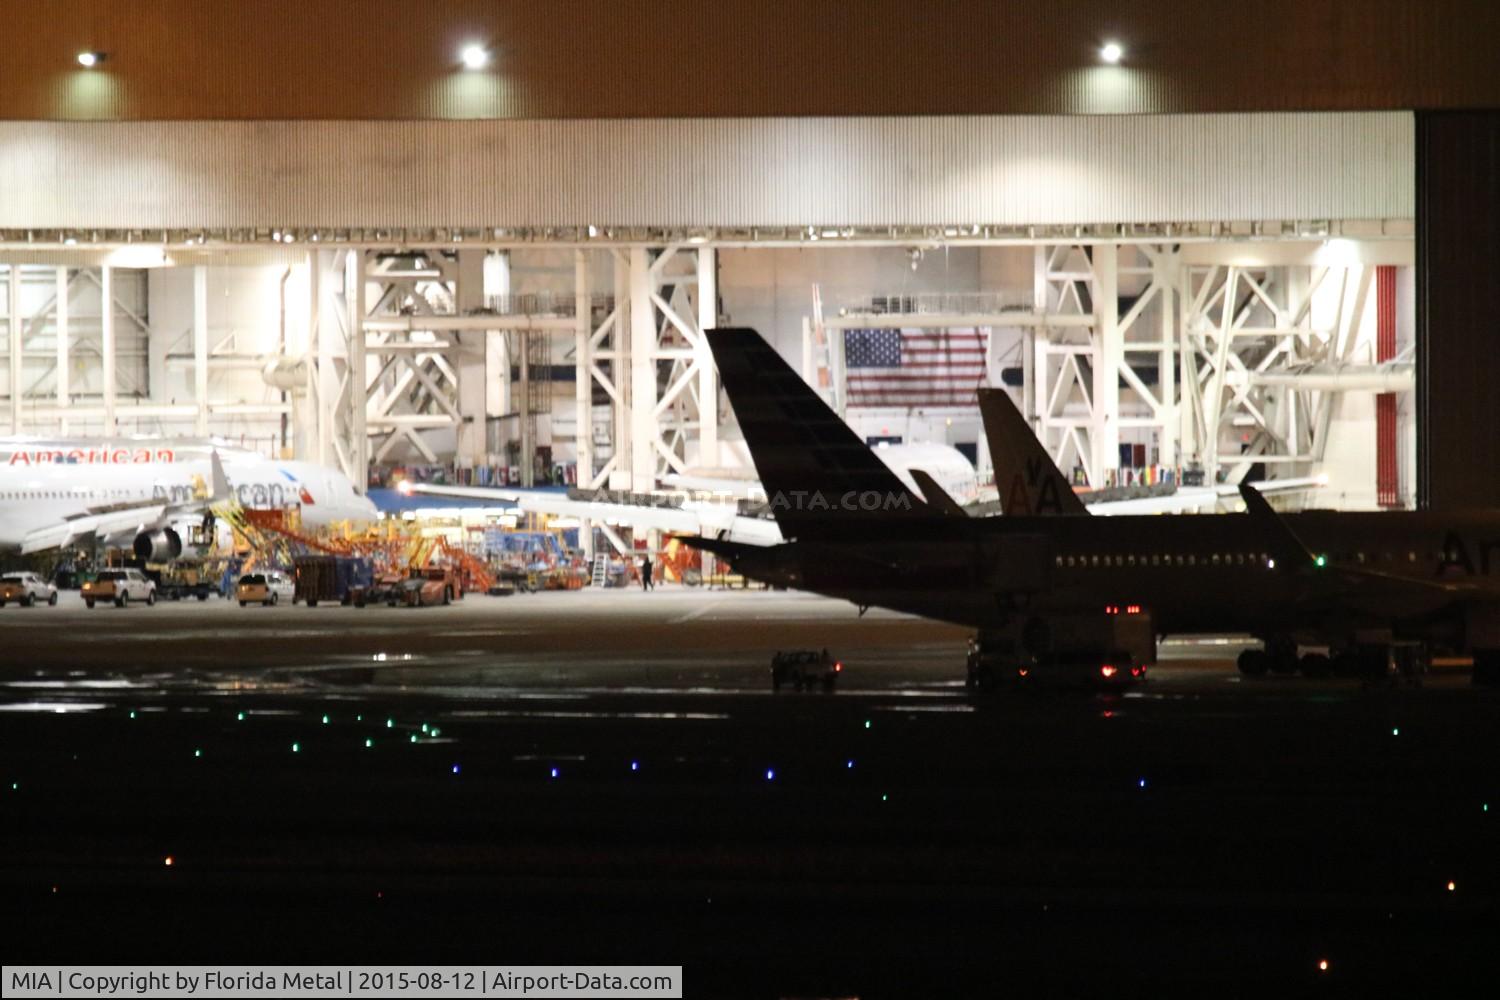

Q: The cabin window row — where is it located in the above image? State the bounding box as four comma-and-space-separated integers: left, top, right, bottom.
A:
1054, 550, 1435, 568
0, 489, 142, 500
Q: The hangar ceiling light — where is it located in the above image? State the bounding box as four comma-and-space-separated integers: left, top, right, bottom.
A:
76, 51, 102, 68
1099, 41, 1123, 64
460, 44, 489, 70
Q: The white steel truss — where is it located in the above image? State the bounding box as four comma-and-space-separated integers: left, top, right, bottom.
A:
1180, 261, 1408, 484
626, 245, 719, 490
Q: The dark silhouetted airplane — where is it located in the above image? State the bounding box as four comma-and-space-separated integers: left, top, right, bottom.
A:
688, 329, 1500, 684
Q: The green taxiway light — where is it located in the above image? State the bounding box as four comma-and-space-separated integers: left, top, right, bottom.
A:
322, 715, 330, 725
236, 712, 245, 721
129, 711, 136, 719
364, 739, 373, 749
291, 743, 300, 753
386, 718, 394, 729
193, 749, 202, 758
1315, 555, 1327, 567
409, 734, 418, 744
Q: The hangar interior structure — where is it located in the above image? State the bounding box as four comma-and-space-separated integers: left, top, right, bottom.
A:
2, 112, 1416, 515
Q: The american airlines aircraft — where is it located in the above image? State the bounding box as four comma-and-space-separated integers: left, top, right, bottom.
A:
401, 441, 978, 547
686, 329, 1500, 684
0, 438, 377, 557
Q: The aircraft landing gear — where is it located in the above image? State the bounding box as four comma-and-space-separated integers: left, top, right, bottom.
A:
1236, 648, 1270, 677
1298, 652, 1332, 677
1266, 637, 1298, 675
1473, 649, 1500, 686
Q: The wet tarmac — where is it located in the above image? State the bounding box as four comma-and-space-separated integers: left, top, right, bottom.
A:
3, 588, 1498, 993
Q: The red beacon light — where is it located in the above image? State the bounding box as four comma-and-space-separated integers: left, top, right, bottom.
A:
834, 661, 843, 673
1126, 604, 1142, 615
1100, 664, 1118, 679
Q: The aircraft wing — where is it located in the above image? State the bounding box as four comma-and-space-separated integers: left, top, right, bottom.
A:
20, 502, 171, 554
403, 482, 783, 546
1075, 477, 1326, 515
660, 472, 761, 498
17, 450, 232, 554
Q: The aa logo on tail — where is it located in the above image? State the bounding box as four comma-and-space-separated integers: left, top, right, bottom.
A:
1006, 457, 1070, 515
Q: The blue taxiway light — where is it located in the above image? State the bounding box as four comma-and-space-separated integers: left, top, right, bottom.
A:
765, 768, 775, 781
550, 767, 559, 778
630, 761, 639, 772
451, 764, 461, 775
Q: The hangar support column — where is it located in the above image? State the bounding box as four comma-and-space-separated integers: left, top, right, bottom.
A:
629, 248, 657, 491
55, 267, 69, 435
100, 266, 116, 437
1091, 244, 1120, 487
696, 248, 718, 468
627, 244, 720, 491
453, 250, 490, 470
1417, 111, 1500, 508
193, 266, 209, 437
6, 266, 19, 433
347, 250, 368, 490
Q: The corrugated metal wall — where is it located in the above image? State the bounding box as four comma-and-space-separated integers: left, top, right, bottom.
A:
0, 113, 1413, 229
1417, 111, 1500, 509
4, 1, 1498, 120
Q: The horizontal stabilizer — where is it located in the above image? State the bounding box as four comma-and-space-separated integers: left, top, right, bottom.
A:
910, 469, 967, 518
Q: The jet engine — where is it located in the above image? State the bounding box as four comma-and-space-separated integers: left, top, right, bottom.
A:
133, 527, 183, 562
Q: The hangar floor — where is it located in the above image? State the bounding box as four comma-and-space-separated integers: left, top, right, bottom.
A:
2, 589, 1497, 991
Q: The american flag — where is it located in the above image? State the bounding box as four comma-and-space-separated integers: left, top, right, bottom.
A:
844, 328, 987, 407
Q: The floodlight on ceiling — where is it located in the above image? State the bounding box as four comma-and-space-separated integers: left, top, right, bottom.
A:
1099, 41, 1123, 64
460, 44, 489, 70
76, 51, 102, 68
